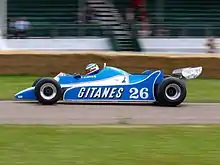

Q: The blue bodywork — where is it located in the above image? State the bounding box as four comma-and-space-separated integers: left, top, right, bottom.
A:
15, 66, 165, 102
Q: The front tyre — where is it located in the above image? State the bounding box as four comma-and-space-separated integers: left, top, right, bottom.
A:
156, 77, 186, 106
34, 78, 62, 105
32, 77, 43, 87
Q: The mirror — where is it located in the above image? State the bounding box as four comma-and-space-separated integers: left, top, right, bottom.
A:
74, 74, 81, 79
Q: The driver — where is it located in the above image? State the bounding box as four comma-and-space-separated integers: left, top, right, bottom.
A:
86, 63, 100, 75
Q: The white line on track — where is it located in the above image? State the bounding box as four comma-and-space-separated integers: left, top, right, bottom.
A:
56, 125, 215, 128
1, 124, 217, 128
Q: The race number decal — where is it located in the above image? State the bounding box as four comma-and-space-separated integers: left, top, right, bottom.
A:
129, 88, 149, 99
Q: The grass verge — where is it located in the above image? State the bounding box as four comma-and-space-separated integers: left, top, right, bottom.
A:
0, 75, 37, 100
186, 79, 220, 102
0, 125, 219, 165
0, 75, 220, 102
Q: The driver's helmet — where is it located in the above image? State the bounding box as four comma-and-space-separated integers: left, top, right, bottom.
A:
86, 63, 99, 75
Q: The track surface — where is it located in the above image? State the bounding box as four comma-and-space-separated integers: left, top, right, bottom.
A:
0, 101, 220, 124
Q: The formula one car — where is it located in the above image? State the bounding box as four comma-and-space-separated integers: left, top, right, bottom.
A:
15, 63, 202, 106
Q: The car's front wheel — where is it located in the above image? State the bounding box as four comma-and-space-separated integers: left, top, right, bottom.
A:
34, 78, 62, 105
156, 77, 187, 106
32, 77, 43, 87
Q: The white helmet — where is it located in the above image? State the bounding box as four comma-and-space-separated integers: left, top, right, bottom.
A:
86, 63, 99, 75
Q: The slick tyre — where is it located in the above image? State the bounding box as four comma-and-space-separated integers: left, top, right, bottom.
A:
32, 77, 43, 87
34, 78, 62, 105
156, 77, 186, 106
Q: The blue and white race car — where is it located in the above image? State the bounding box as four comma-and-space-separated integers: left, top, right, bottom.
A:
15, 63, 202, 106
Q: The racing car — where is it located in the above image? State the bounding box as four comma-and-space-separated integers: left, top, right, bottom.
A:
15, 63, 202, 106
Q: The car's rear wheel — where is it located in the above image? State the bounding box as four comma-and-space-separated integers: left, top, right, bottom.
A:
35, 78, 62, 105
155, 77, 186, 106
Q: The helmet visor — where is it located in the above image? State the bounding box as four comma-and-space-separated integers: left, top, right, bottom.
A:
86, 67, 97, 74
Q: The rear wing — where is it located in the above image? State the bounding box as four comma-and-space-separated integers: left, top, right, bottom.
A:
172, 66, 203, 79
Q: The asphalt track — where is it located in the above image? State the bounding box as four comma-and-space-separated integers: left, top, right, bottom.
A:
0, 101, 220, 125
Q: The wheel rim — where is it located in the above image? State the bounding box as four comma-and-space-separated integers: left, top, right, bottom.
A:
165, 83, 181, 101
40, 83, 57, 100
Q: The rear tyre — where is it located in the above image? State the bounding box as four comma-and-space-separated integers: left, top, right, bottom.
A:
34, 78, 62, 105
156, 77, 186, 106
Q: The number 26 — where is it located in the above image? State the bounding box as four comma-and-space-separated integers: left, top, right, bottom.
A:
129, 88, 149, 99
